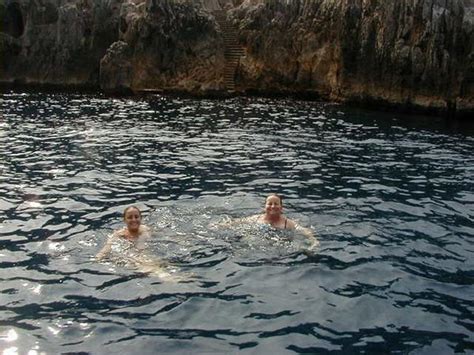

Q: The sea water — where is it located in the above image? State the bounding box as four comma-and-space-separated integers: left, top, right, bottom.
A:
0, 90, 473, 353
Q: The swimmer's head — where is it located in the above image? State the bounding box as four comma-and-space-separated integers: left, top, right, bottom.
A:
265, 194, 283, 216
123, 205, 141, 219
265, 194, 283, 206
123, 205, 142, 232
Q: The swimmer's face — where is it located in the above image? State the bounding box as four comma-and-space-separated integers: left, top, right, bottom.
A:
265, 195, 282, 216
124, 207, 141, 231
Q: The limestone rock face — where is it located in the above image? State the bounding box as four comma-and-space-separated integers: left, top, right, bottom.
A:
0, 0, 472, 114
0, 0, 122, 85
109, 0, 224, 93
231, 0, 473, 113
0, 0, 225, 92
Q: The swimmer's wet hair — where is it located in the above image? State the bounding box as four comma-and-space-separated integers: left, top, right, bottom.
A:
123, 205, 141, 218
266, 194, 283, 205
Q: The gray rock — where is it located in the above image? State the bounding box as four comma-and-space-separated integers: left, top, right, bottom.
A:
100, 40, 132, 93
0, 0, 472, 114
0, 0, 122, 85
232, 0, 473, 113
111, 0, 224, 94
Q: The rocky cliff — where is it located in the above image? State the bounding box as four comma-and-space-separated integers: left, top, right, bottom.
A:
0, 0, 224, 92
0, 0, 472, 115
0, 0, 122, 85
232, 0, 473, 114
103, 0, 224, 93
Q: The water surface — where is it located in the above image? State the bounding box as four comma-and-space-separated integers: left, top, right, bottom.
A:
0, 91, 473, 353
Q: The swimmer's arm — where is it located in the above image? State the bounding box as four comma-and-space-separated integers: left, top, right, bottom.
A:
96, 231, 120, 260
96, 238, 112, 260
213, 215, 258, 228
294, 223, 319, 248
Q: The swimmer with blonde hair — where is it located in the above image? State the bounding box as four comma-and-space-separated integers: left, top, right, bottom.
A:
96, 206, 177, 279
96, 205, 151, 260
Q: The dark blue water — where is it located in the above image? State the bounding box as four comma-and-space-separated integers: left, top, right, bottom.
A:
0, 90, 473, 354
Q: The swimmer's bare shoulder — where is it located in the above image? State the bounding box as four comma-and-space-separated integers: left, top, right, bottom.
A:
112, 228, 126, 238
113, 225, 151, 239
139, 225, 151, 237
285, 218, 297, 229
244, 214, 261, 223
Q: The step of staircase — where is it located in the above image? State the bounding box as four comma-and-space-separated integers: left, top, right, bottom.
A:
225, 50, 244, 55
